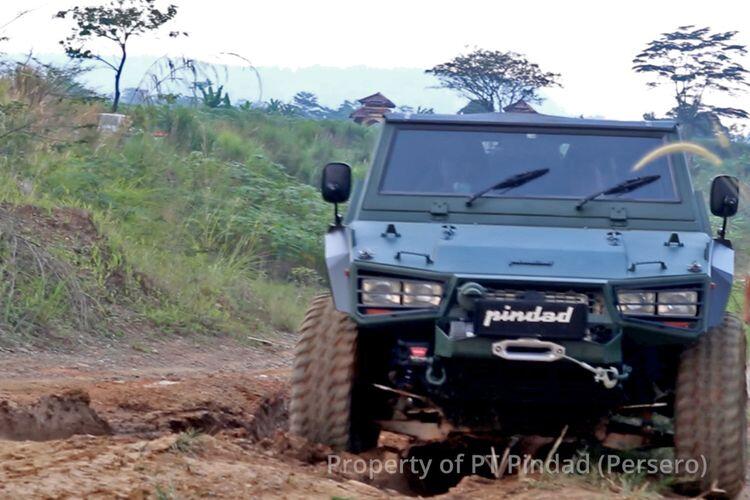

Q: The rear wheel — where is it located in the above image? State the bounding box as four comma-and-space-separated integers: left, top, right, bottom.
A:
674, 313, 747, 498
289, 294, 379, 451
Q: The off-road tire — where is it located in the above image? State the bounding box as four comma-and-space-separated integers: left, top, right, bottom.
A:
289, 294, 376, 451
675, 313, 747, 498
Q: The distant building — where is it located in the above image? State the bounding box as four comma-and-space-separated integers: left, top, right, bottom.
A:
459, 99, 493, 114
97, 113, 128, 134
503, 99, 537, 113
350, 92, 396, 125
458, 98, 538, 114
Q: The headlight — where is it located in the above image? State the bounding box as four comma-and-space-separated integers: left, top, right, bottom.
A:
361, 278, 401, 306
403, 281, 443, 307
657, 291, 698, 317
617, 289, 699, 318
360, 278, 443, 308
617, 292, 656, 315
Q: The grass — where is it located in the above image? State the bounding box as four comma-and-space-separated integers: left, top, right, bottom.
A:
170, 429, 202, 454
154, 484, 176, 500
519, 445, 680, 499
0, 207, 102, 342
248, 278, 319, 333
0, 63, 375, 343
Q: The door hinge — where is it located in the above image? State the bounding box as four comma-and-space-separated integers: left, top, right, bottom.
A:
609, 207, 627, 226
430, 202, 449, 217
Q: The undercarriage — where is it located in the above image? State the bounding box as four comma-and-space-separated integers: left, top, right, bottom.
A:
359, 323, 681, 447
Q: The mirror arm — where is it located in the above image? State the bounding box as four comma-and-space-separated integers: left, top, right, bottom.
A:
718, 216, 728, 241
332, 202, 343, 228
717, 195, 738, 242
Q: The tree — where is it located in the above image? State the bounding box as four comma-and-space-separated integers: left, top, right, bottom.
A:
1, 10, 31, 46
264, 98, 299, 117
196, 80, 231, 108
426, 49, 560, 112
56, 0, 184, 112
291, 91, 332, 119
398, 105, 435, 115
327, 100, 358, 120
633, 26, 749, 134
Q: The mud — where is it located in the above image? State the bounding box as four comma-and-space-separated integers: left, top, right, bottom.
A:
0, 389, 110, 441
0, 338, 741, 498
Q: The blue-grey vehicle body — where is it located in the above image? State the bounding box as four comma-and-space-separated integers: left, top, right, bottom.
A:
328, 112, 732, 332
322, 111, 737, 432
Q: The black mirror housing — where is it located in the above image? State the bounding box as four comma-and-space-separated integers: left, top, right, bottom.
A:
710, 175, 740, 218
321, 162, 351, 204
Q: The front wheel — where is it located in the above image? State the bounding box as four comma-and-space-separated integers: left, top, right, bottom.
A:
674, 313, 747, 498
289, 294, 379, 451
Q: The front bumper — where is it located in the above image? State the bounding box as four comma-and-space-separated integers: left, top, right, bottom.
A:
434, 323, 623, 364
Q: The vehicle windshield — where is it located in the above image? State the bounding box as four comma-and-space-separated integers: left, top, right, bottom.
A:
380, 128, 678, 202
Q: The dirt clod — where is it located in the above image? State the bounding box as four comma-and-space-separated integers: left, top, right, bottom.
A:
247, 392, 288, 441
0, 389, 111, 441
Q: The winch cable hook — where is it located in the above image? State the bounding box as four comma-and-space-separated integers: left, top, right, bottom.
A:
563, 355, 622, 389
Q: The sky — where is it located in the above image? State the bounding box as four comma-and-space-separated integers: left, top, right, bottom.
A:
1, 0, 750, 118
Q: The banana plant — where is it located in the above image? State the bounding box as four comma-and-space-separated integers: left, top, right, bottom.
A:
195, 80, 231, 108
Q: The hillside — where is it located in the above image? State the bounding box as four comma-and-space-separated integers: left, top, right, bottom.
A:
0, 62, 376, 344
1, 61, 749, 345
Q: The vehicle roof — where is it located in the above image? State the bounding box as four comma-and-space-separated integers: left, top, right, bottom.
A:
385, 112, 678, 132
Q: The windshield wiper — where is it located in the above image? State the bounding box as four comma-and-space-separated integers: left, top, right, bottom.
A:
575, 174, 661, 210
465, 168, 550, 207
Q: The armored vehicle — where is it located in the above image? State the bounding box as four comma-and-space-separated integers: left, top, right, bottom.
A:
290, 112, 746, 496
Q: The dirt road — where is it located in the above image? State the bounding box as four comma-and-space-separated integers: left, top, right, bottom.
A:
0, 335, 721, 499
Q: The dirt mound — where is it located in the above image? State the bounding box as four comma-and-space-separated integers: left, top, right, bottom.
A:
0, 389, 111, 441
5, 204, 137, 295
8, 205, 101, 248
0, 203, 159, 347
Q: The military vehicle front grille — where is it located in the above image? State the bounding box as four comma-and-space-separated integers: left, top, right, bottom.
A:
483, 288, 605, 315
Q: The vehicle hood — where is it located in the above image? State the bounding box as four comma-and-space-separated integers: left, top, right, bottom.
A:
348, 221, 711, 280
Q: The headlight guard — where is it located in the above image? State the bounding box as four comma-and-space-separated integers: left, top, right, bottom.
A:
359, 277, 443, 308
616, 287, 701, 319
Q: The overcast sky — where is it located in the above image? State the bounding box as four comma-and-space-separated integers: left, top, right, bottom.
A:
2, 0, 750, 119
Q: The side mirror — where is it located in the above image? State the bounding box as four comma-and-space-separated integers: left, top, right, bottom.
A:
710, 175, 740, 218
321, 162, 351, 204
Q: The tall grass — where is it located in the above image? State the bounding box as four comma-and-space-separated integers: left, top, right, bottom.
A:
128, 105, 377, 183
0, 63, 375, 341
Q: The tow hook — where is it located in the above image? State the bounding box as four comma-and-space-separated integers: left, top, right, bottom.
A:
425, 362, 447, 386
563, 356, 623, 389
492, 338, 627, 389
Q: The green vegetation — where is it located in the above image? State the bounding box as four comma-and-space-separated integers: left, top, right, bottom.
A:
1, 60, 748, 347
56, 0, 183, 112
691, 137, 750, 271
170, 429, 202, 454
0, 62, 376, 343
